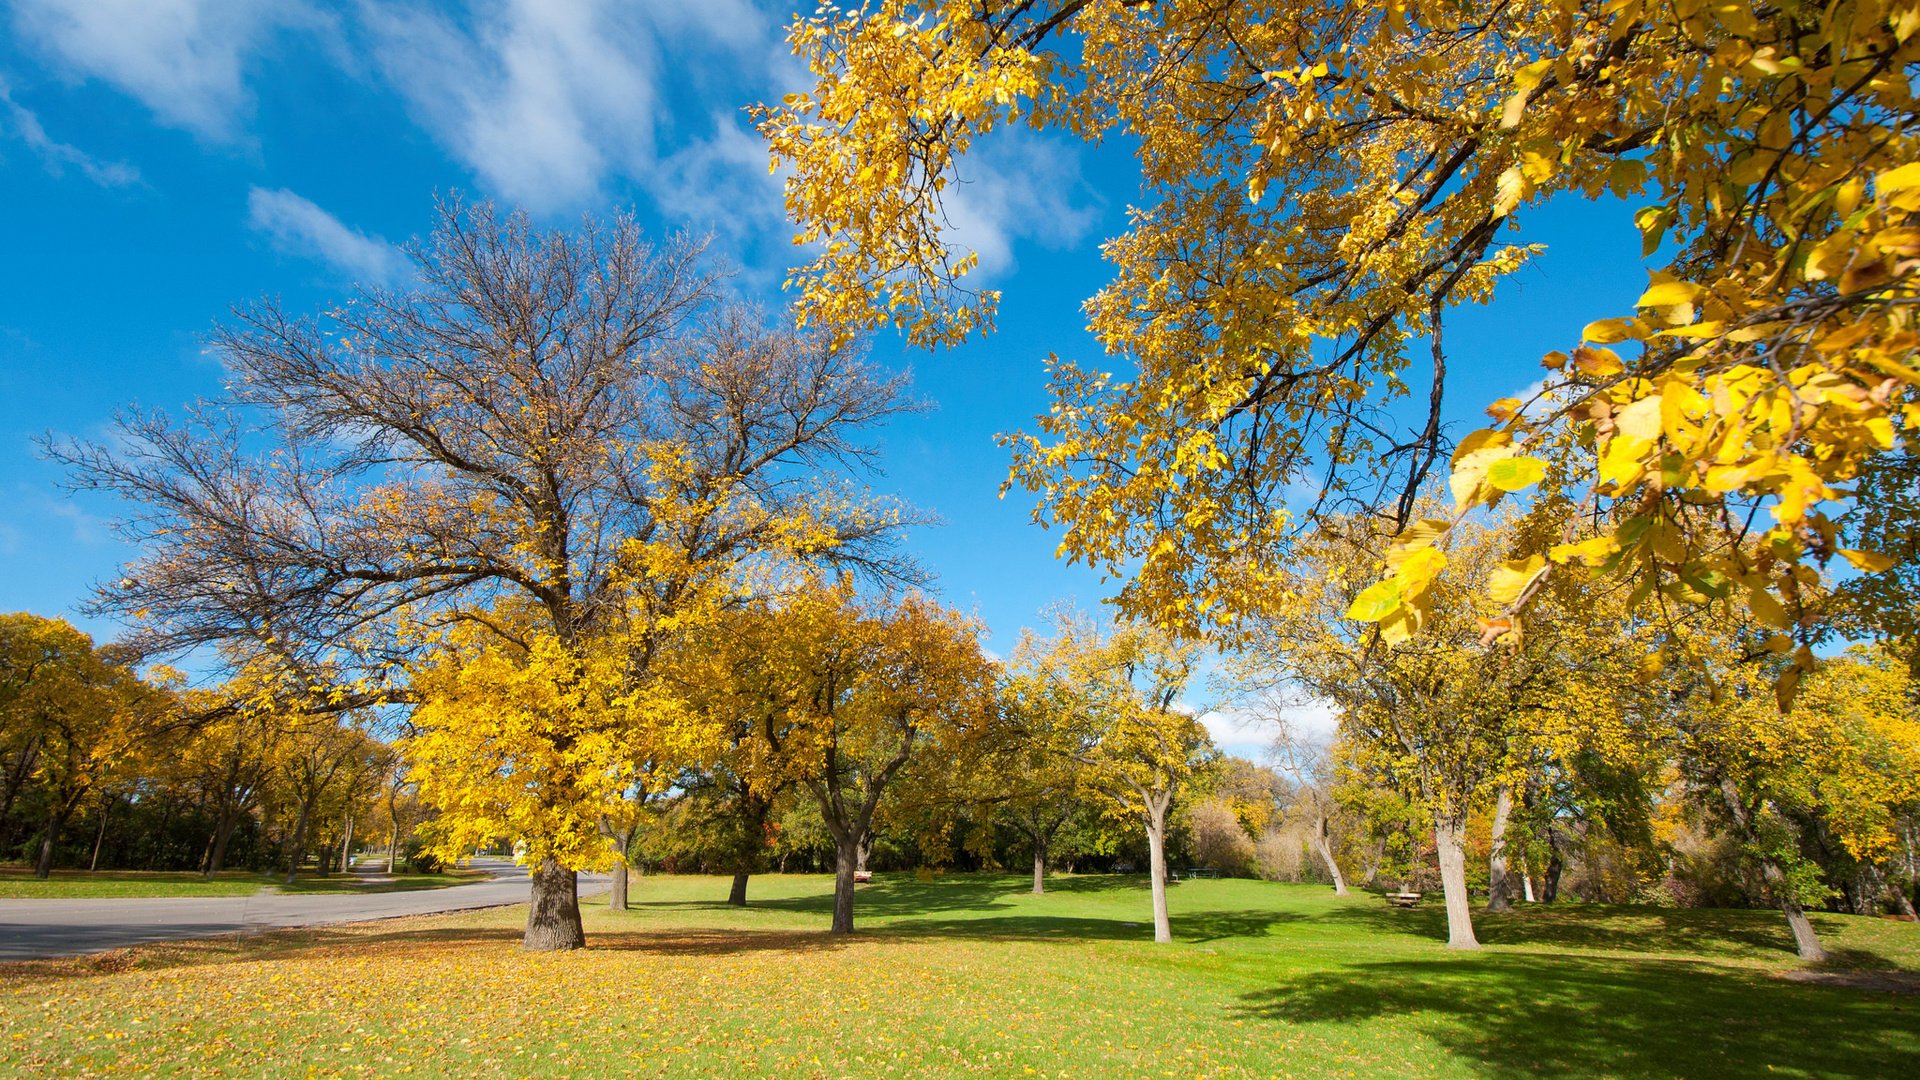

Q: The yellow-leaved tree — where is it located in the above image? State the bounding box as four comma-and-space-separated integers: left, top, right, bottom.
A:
1674, 641, 1920, 959
681, 577, 997, 933
1006, 612, 1214, 944
0, 613, 178, 879
759, 0, 1920, 683
1228, 507, 1652, 948
51, 202, 920, 950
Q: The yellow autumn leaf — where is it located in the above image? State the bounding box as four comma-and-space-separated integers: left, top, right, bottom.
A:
1839, 549, 1895, 572
1582, 318, 1646, 344
1488, 554, 1549, 607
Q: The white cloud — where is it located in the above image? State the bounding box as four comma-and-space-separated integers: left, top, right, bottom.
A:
1207, 686, 1340, 753
942, 132, 1102, 280
636, 0, 767, 54
0, 77, 140, 186
246, 187, 410, 284
10, 0, 315, 142
359, 0, 661, 213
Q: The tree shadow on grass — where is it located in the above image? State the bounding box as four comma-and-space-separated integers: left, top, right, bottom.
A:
0, 922, 861, 985
869, 906, 1307, 946
1317, 899, 1890, 965
1232, 953, 1919, 1079
705, 873, 1024, 921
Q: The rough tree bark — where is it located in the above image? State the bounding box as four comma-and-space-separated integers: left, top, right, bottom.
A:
832, 836, 860, 934
525, 858, 586, 951
1433, 814, 1481, 950
1033, 839, 1049, 895
1486, 784, 1514, 913
729, 871, 751, 906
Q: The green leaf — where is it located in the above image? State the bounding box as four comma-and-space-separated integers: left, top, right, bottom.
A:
1345, 579, 1404, 623
1484, 455, 1546, 492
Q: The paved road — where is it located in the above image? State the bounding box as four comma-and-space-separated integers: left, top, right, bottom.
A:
0, 859, 608, 961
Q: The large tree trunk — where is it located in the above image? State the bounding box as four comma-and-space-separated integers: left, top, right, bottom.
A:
385, 822, 398, 875
1146, 796, 1172, 944
831, 837, 859, 934
729, 871, 750, 906
1433, 814, 1480, 950
1032, 836, 1048, 896
34, 808, 69, 879
1312, 813, 1348, 896
1486, 785, 1514, 913
34, 797, 77, 879
608, 863, 629, 911
338, 810, 355, 872
604, 824, 633, 911
855, 831, 872, 873
523, 858, 586, 951
205, 804, 241, 877
1888, 881, 1918, 919
1518, 856, 1536, 903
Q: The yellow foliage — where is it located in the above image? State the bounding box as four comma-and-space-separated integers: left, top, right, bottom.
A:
759, 0, 1920, 670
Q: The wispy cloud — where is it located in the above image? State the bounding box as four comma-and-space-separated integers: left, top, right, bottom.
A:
648, 111, 795, 279
359, 0, 660, 213
246, 187, 410, 284
0, 77, 140, 186
10, 0, 318, 142
942, 132, 1103, 280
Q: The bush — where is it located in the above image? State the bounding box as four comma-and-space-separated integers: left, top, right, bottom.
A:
401, 838, 442, 875
1190, 800, 1257, 876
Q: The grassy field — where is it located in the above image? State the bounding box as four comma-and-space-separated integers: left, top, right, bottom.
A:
2, 872, 1915, 1077
0, 866, 482, 899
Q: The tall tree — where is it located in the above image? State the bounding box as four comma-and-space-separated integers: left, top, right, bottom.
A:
0, 614, 173, 878
1255, 711, 1351, 896
1230, 510, 1646, 948
49, 201, 917, 950
1676, 643, 1920, 959
698, 580, 996, 934
1009, 613, 1213, 943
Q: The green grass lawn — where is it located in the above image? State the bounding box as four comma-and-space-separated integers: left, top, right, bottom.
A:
2, 872, 1915, 1077
0, 866, 483, 899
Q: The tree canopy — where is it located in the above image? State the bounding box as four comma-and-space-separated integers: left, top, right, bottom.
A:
759, 0, 1920, 686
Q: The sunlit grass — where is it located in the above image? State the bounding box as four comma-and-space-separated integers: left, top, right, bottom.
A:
2, 873, 1914, 1077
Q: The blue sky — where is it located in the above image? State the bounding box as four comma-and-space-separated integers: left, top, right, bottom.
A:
0, 1, 1651, 753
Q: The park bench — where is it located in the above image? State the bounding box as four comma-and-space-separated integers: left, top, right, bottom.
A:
853, 870, 872, 883
1383, 891, 1423, 909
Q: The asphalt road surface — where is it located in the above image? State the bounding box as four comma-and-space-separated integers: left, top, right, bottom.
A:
0, 859, 607, 961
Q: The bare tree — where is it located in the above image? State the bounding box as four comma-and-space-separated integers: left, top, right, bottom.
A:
47, 199, 921, 950
1260, 702, 1351, 896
